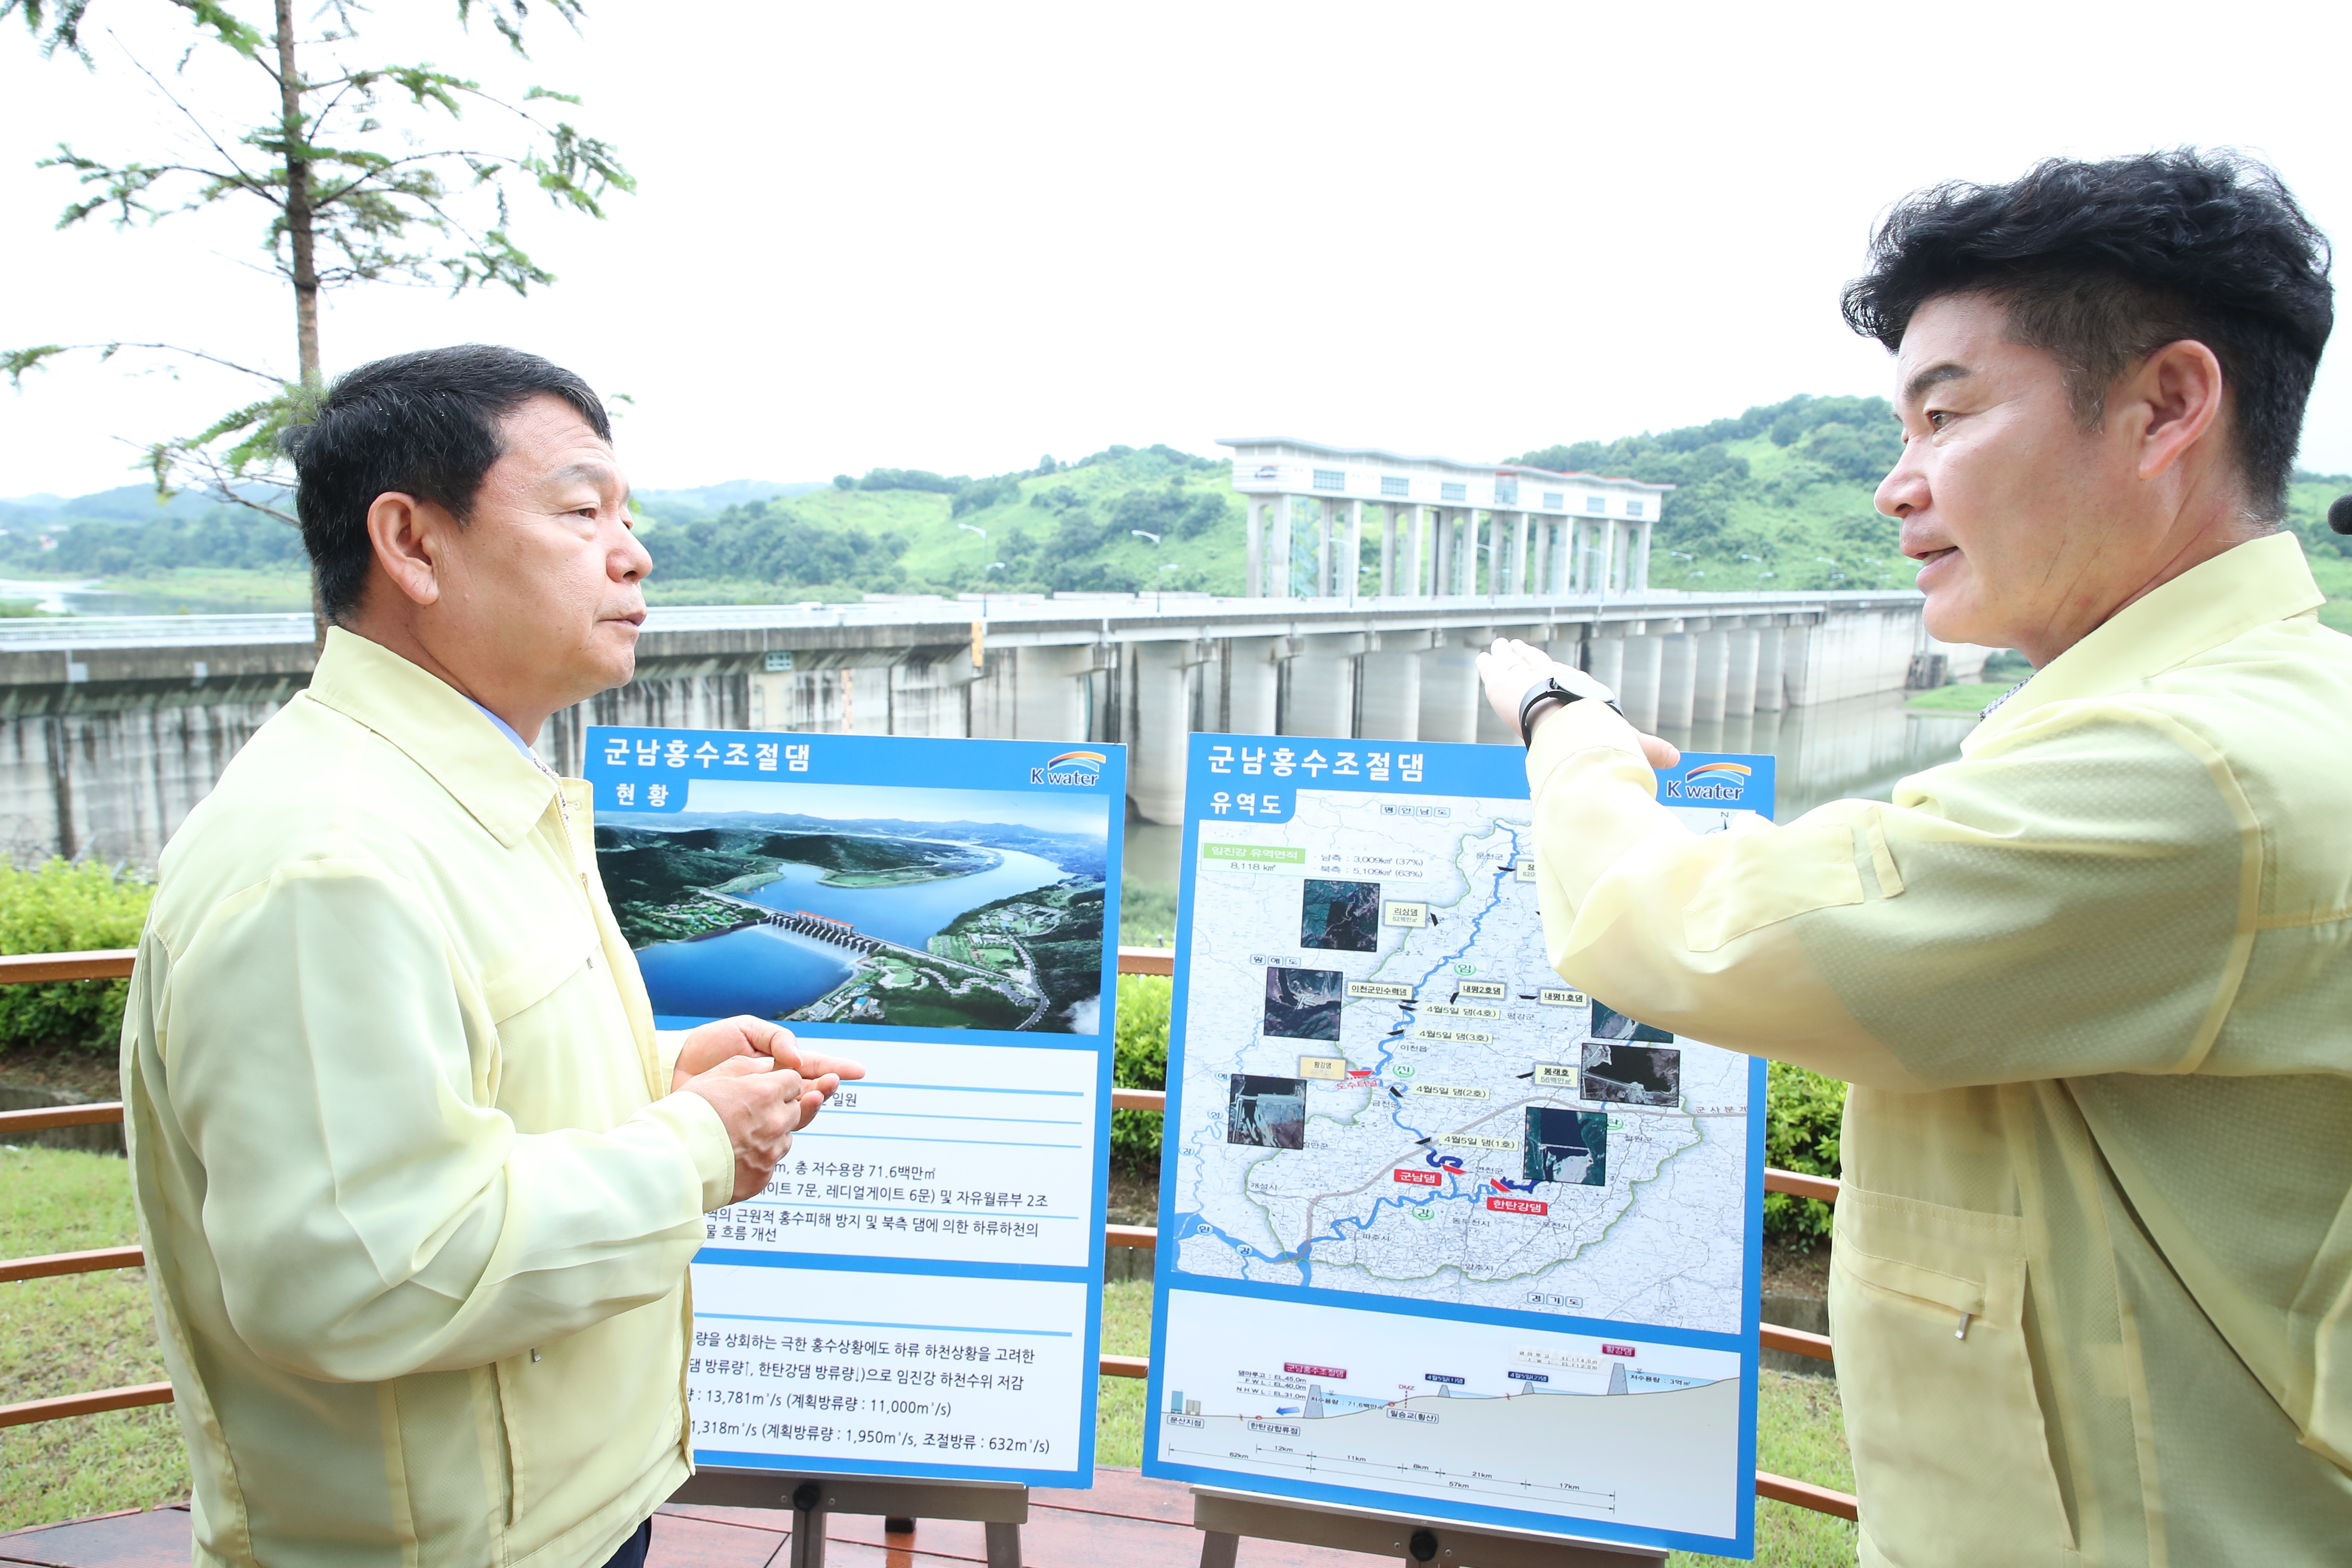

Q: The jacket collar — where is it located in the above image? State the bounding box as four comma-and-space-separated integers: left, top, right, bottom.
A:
1969, 530, 2324, 749
301, 627, 559, 848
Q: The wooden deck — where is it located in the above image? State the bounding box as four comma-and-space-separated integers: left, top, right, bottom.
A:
0, 1470, 1369, 1568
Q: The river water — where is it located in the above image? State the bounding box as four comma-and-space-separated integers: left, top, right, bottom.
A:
0, 577, 307, 615
1118, 689, 1985, 941
633, 842, 1069, 1019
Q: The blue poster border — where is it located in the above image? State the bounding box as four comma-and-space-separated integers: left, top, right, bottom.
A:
1142, 733, 1772, 1556
587, 725, 1122, 1488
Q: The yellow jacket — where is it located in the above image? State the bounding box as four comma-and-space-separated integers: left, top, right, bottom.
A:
1526, 531, 2352, 1567
121, 629, 735, 1568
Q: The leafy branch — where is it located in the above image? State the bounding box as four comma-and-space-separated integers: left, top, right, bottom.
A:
3, 0, 628, 525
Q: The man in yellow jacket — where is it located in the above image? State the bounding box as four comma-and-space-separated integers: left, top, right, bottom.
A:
1482, 151, 2352, 1565
121, 345, 861, 1568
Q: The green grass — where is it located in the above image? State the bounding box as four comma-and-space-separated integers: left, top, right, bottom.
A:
6, 1156, 1857, 1564
1674, 1370, 1857, 1568
625, 453, 1246, 600
643, 577, 863, 606
1095, 1278, 1154, 1469
2310, 550, 2352, 634
92, 567, 313, 612
1905, 681, 2009, 713
0, 1146, 186, 1531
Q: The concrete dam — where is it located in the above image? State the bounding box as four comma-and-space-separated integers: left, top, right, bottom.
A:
0, 584, 1980, 870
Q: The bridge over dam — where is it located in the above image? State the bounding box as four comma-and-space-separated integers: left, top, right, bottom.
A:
704, 892, 1005, 986
731, 903, 884, 955
0, 587, 1983, 867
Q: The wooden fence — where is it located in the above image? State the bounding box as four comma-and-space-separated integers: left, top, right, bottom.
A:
0, 946, 1857, 1523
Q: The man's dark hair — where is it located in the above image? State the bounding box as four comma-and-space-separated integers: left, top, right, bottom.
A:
285, 344, 612, 622
1841, 149, 2332, 518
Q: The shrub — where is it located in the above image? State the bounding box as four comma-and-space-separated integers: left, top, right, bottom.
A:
0, 860, 153, 1053
856, 468, 965, 495
950, 474, 1024, 516
1112, 974, 1170, 1167
1764, 1059, 1847, 1248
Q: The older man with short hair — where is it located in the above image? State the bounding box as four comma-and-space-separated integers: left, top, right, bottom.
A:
1483, 150, 2352, 1565
122, 344, 861, 1568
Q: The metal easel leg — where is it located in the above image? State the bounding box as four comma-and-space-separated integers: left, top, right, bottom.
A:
787, 1481, 828, 1568
1198, 1528, 1240, 1568
983, 1519, 1023, 1567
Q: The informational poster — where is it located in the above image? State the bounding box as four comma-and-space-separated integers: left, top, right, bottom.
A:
586, 729, 1124, 1487
1143, 735, 1772, 1559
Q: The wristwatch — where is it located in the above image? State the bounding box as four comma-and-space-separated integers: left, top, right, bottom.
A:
1518, 677, 1621, 746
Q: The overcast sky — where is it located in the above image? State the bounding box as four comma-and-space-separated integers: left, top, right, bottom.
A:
6, 1, 2351, 500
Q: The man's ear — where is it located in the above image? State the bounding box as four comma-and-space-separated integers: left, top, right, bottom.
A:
364, 493, 449, 608
2124, 338, 2226, 483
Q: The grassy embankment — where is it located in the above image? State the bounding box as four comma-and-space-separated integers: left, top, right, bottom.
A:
636, 454, 1252, 604
1905, 681, 2007, 713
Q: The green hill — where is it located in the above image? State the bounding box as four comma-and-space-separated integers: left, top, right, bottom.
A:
1513, 393, 2352, 597
11, 398, 2347, 615
634, 397, 2352, 606
634, 444, 1249, 603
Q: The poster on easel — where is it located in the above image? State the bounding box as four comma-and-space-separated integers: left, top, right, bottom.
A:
1142, 735, 1771, 1559
585, 728, 1124, 1488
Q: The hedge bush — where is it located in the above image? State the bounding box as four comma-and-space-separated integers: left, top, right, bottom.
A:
1764, 1059, 1847, 1247
0, 860, 153, 1053
1112, 974, 1170, 1167
1107, 973, 1853, 1246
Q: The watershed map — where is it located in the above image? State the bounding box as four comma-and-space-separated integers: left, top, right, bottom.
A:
1168, 790, 1755, 1335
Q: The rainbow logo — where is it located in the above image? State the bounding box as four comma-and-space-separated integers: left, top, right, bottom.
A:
1668, 757, 1759, 804
1032, 750, 1107, 787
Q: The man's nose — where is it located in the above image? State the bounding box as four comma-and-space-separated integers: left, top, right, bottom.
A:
615, 523, 654, 581
1876, 443, 1927, 520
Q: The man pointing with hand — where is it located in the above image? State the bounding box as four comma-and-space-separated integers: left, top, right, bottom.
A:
120, 346, 861, 1568
1485, 152, 2352, 1565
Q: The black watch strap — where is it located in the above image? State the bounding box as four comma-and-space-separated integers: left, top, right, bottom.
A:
1519, 678, 1578, 744
1519, 677, 1620, 746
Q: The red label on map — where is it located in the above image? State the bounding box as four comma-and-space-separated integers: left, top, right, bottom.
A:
1393, 1169, 1441, 1186
1485, 1196, 1548, 1215
1283, 1363, 1346, 1379
1602, 1344, 1637, 1359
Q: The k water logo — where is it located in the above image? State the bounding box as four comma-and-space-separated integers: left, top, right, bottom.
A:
1031, 749, 1106, 787
1665, 760, 1752, 802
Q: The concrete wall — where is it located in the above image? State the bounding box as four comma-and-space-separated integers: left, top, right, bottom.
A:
0, 589, 1942, 862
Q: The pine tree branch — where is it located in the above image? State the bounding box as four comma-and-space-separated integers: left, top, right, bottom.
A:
3, 340, 283, 389
113, 35, 270, 190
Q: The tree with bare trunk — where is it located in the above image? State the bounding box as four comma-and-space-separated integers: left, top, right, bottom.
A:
2, 0, 631, 524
